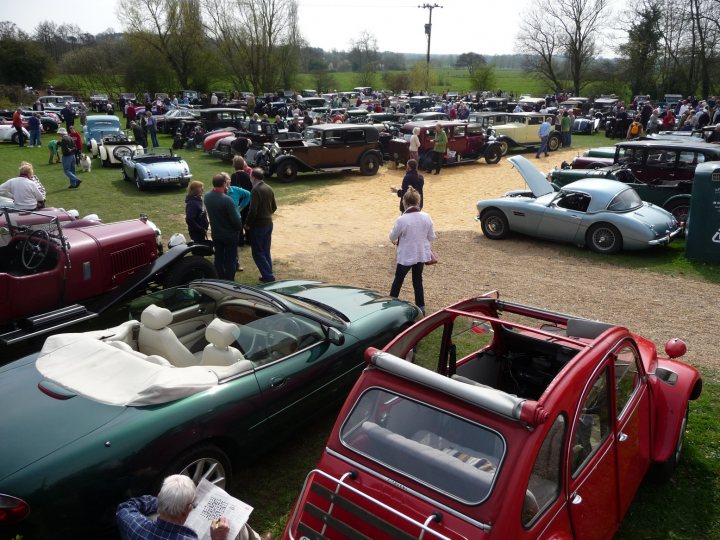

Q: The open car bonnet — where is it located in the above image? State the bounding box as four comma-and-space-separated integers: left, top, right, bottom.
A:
508, 156, 555, 197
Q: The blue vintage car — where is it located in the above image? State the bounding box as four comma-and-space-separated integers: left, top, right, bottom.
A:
121, 147, 192, 190
0, 279, 421, 539
82, 114, 122, 151
476, 156, 683, 254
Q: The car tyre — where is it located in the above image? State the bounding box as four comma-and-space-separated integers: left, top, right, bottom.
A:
166, 444, 232, 491
547, 134, 561, 152
359, 153, 380, 176
162, 255, 218, 288
587, 223, 622, 254
498, 140, 509, 156
651, 406, 688, 482
277, 160, 298, 183
484, 145, 501, 165
480, 209, 509, 240
135, 171, 145, 191
664, 199, 690, 228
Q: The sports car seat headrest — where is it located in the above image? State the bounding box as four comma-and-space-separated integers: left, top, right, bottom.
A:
205, 319, 239, 349
141, 304, 173, 330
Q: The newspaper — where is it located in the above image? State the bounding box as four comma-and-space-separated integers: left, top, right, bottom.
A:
185, 479, 253, 540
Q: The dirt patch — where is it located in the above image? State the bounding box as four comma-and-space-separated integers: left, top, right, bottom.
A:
267, 148, 718, 374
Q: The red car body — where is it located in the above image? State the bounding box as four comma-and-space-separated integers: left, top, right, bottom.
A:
203, 128, 238, 152
0, 208, 215, 345
284, 293, 702, 540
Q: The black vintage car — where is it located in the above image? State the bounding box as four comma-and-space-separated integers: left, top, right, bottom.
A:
198, 108, 249, 131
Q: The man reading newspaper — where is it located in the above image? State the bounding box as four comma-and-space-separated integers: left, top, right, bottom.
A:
117, 474, 270, 540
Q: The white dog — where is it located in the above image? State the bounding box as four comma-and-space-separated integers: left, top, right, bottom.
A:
79, 154, 92, 173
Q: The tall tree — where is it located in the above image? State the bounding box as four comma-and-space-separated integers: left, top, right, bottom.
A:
455, 52, 486, 76
204, 0, 301, 93
515, 6, 563, 92
349, 31, 379, 88
617, 2, 662, 97
118, 0, 207, 89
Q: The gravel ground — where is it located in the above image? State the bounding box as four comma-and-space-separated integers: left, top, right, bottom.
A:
267, 148, 718, 375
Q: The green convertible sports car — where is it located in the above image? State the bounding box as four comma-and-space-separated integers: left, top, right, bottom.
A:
0, 279, 420, 539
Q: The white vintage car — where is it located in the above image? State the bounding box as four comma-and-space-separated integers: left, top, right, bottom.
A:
0, 124, 30, 144
90, 133, 144, 167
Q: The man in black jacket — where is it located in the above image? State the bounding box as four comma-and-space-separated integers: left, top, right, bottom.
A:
245, 168, 277, 282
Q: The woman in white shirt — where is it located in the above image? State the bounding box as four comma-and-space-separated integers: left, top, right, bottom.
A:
408, 127, 421, 161
389, 187, 436, 315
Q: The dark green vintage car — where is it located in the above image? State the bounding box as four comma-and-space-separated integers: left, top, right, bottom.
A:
0, 279, 420, 539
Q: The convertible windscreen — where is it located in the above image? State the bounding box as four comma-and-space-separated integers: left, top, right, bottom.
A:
340, 388, 505, 504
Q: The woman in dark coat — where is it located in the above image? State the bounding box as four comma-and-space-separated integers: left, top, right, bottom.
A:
389, 158, 424, 213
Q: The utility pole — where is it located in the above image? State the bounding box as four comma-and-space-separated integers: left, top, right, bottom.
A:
419, 3, 442, 92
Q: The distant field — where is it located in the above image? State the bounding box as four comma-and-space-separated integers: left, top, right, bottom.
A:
49, 68, 551, 100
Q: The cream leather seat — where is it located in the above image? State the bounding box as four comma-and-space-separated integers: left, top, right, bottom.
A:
201, 319, 246, 367
138, 304, 197, 367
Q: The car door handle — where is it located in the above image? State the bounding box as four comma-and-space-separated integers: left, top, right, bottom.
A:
571, 493, 583, 505
618, 432, 628, 442
270, 377, 288, 388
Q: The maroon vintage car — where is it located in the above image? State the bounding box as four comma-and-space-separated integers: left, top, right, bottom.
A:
284, 292, 702, 540
0, 207, 216, 345
388, 120, 502, 168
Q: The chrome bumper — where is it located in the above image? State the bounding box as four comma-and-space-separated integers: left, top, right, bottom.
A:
648, 225, 684, 246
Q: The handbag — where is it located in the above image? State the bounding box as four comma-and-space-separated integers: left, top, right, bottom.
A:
426, 250, 438, 265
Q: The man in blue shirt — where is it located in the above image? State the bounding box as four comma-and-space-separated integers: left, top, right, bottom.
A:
536, 117, 553, 158
116, 474, 230, 540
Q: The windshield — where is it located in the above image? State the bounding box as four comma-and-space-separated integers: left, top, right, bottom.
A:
340, 388, 505, 504
303, 129, 323, 142
607, 188, 643, 211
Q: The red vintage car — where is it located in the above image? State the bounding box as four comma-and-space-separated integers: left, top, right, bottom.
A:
388, 120, 502, 168
0, 207, 216, 345
284, 292, 702, 540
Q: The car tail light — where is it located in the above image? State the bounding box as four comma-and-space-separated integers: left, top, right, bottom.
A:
0, 494, 30, 523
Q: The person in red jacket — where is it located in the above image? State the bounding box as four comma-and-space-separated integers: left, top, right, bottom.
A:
662, 109, 676, 131
12, 108, 26, 147
68, 126, 83, 164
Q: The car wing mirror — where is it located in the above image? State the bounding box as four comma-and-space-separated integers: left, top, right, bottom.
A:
326, 326, 345, 346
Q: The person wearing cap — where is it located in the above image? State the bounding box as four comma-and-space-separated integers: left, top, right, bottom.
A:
57, 128, 81, 188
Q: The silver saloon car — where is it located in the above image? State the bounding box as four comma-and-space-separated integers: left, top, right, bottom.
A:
476, 155, 683, 254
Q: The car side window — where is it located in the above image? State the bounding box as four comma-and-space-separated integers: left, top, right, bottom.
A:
345, 130, 366, 144
324, 131, 344, 145
614, 345, 640, 417
571, 368, 611, 476
523, 415, 566, 527
677, 151, 696, 168
555, 192, 590, 212
454, 126, 466, 138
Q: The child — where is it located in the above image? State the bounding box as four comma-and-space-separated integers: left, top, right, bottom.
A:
47, 138, 60, 164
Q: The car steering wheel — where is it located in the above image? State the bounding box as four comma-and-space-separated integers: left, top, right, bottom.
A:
21, 229, 50, 270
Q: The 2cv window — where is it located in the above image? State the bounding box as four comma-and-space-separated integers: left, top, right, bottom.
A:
340, 388, 505, 504
523, 414, 566, 527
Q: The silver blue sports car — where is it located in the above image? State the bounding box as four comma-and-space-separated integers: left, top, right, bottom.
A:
476, 156, 683, 254
121, 147, 192, 191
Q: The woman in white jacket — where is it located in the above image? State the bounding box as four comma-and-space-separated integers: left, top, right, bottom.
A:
389, 187, 436, 315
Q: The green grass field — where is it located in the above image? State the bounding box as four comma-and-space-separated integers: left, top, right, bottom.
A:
2, 123, 719, 539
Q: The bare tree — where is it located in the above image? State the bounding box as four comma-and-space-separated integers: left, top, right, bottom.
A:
515, 5, 564, 92
118, 0, 207, 89
349, 31, 379, 88
204, 0, 301, 93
